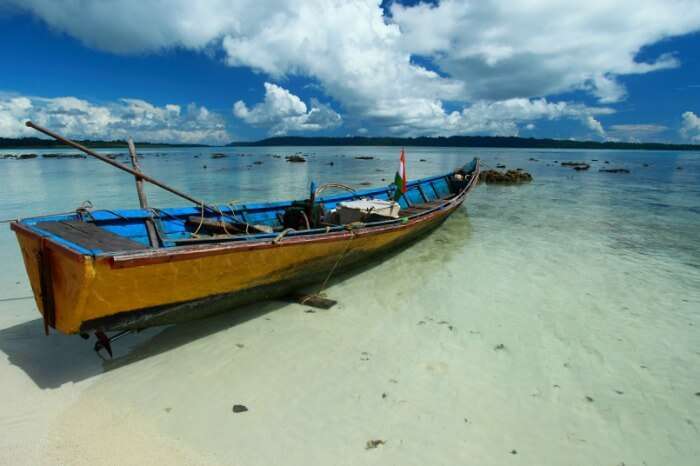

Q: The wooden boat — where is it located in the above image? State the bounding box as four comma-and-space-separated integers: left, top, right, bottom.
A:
10, 123, 480, 344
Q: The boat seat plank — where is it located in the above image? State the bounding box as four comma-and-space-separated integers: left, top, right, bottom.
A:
399, 200, 446, 217
35, 221, 145, 252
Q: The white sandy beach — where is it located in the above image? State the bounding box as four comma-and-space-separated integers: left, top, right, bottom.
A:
2, 209, 699, 465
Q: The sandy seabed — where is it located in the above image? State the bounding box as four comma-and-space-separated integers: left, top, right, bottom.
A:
1, 147, 699, 465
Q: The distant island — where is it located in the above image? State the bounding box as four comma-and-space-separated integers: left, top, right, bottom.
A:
231, 135, 700, 151
2, 135, 699, 151
0, 137, 208, 149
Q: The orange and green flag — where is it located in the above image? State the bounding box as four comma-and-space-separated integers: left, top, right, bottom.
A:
393, 148, 407, 201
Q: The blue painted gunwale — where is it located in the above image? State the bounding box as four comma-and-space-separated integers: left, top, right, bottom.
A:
18, 171, 464, 257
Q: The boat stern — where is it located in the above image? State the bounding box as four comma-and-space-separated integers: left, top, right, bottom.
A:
11, 221, 96, 335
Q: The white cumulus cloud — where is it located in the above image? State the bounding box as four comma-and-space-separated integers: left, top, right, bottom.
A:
680, 111, 700, 142
6, 0, 700, 137
0, 94, 230, 143
378, 97, 613, 137
584, 116, 606, 138
608, 123, 668, 141
234, 83, 342, 136
391, 0, 698, 103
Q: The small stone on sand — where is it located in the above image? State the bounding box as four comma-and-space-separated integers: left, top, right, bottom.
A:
232, 404, 248, 413
366, 439, 385, 450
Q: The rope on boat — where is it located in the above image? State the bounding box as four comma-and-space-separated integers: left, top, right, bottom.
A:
314, 183, 356, 198
272, 228, 296, 244
212, 205, 233, 236
191, 200, 250, 238
0, 200, 95, 223
314, 224, 359, 298
191, 201, 206, 238
225, 201, 246, 226
300, 210, 311, 230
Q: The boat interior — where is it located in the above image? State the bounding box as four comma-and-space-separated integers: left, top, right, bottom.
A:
18, 164, 477, 256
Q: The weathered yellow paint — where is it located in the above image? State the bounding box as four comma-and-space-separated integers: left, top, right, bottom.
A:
15, 230, 44, 314
14, 208, 449, 334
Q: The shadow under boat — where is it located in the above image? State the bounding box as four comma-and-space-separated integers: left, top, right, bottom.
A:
0, 209, 473, 389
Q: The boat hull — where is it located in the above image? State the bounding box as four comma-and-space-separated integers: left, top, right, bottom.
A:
13, 195, 462, 334
80, 209, 452, 332
12, 161, 479, 335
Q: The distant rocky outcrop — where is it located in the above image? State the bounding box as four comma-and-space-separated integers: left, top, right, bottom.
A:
599, 168, 630, 174
561, 161, 590, 170
285, 154, 306, 163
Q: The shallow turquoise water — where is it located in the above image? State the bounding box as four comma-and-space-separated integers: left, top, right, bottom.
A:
1, 146, 698, 296
0, 146, 699, 465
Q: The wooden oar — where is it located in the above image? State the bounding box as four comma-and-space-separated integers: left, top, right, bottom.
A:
25, 121, 221, 216
127, 139, 160, 247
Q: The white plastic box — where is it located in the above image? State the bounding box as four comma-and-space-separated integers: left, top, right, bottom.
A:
336, 199, 400, 224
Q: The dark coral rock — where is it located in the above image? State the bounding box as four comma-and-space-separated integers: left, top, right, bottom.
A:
480, 169, 532, 185
599, 168, 630, 174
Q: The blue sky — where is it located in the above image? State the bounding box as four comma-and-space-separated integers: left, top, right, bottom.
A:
1, 0, 699, 144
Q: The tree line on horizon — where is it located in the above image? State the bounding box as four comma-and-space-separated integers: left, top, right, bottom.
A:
1, 135, 698, 151
231, 135, 700, 151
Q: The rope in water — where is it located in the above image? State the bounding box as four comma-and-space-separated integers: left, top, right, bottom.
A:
0, 296, 33, 302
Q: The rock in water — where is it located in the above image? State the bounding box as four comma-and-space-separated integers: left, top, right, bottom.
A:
285, 155, 306, 163
480, 169, 532, 185
599, 168, 630, 174
561, 161, 590, 170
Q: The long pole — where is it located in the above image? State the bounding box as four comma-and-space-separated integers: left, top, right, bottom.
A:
25, 121, 220, 214
127, 139, 160, 247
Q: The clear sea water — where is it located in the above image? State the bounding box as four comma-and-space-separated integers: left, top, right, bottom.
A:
0, 146, 698, 465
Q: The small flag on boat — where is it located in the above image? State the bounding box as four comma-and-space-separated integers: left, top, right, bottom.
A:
393, 148, 407, 201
